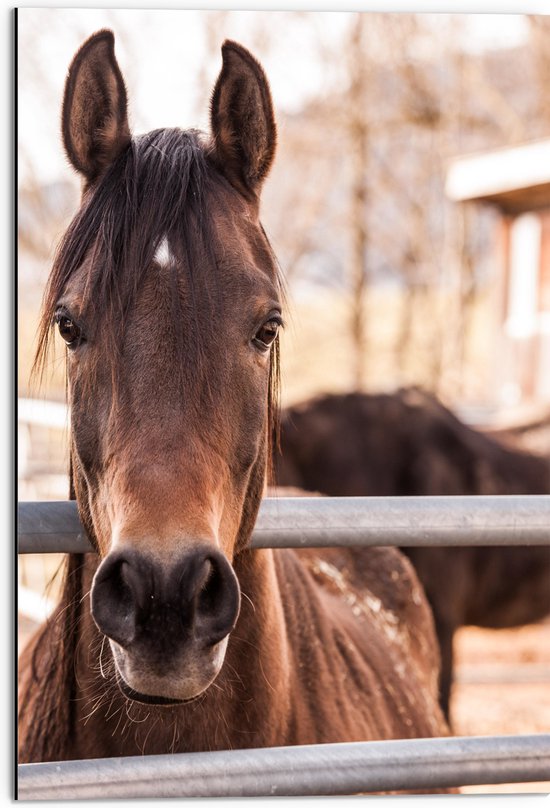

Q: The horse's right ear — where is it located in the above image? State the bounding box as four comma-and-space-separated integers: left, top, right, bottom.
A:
209, 41, 276, 199
62, 29, 131, 183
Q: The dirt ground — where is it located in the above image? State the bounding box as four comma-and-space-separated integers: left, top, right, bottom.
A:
448, 621, 550, 794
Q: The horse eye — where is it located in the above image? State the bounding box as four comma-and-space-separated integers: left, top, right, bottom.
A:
254, 319, 281, 350
56, 314, 82, 347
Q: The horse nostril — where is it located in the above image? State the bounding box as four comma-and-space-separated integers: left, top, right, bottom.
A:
91, 557, 132, 647
198, 559, 222, 614
91, 552, 152, 647
193, 552, 241, 647
120, 560, 153, 615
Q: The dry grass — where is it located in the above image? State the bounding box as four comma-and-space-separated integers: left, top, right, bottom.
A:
280, 287, 497, 408
18, 299, 66, 401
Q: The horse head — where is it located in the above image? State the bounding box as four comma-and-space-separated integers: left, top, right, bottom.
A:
38, 30, 282, 705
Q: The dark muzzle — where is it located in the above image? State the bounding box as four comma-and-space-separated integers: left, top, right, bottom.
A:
91, 544, 241, 655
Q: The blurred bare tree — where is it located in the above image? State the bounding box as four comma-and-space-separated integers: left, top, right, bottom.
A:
528, 15, 550, 130
264, 12, 547, 400
347, 14, 371, 390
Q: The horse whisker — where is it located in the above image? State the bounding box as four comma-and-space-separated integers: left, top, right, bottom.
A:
98, 635, 108, 679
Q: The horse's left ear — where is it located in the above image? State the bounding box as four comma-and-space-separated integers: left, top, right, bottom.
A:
62, 29, 131, 183
210, 41, 277, 198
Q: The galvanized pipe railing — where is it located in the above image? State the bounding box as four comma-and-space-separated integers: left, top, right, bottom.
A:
18, 495, 550, 553
17, 734, 550, 799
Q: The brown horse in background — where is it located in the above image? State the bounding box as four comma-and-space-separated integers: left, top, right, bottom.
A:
275, 388, 550, 719
18, 32, 449, 777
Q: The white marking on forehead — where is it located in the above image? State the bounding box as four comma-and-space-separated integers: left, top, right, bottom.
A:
154, 236, 172, 268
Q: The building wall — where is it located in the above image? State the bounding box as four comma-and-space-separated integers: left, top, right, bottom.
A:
497, 208, 550, 407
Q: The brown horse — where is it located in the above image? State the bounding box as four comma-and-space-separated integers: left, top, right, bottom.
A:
275, 388, 550, 719
18, 31, 449, 776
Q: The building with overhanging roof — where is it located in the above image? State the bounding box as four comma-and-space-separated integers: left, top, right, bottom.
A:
446, 138, 550, 410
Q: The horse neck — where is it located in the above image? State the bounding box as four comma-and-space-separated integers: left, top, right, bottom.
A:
225, 546, 294, 720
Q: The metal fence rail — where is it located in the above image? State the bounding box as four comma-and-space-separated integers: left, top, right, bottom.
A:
17, 734, 550, 799
17, 495, 550, 553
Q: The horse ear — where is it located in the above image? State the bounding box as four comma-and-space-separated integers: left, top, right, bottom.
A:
210, 41, 277, 198
62, 29, 130, 183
